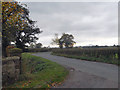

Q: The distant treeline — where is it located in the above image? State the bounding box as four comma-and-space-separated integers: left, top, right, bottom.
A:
74, 45, 119, 48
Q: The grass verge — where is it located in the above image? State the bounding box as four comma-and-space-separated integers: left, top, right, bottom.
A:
52, 53, 120, 65
7, 53, 68, 88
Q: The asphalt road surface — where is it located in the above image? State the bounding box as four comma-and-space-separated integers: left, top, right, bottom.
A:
33, 52, 119, 88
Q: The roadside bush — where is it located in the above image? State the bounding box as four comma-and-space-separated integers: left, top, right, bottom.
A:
6, 45, 15, 57
9, 48, 23, 57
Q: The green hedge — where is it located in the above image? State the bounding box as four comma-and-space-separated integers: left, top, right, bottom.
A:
27, 48, 51, 52
52, 48, 119, 61
9, 48, 22, 56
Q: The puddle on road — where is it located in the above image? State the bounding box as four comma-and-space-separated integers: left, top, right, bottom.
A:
70, 68, 75, 72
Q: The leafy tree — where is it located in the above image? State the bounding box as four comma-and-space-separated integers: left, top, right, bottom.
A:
14, 22, 42, 51
60, 33, 76, 48
51, 33, 63, 48
51, 33, 59, 45
51, 33, 76, 48
58, 37, 64, 48
29, 43, 35, 48
36, 43, 42, 48
2, 2, 42, 56
2, 2, 26, 56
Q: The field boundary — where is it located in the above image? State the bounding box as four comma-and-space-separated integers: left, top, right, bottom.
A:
52, 53, 119, 65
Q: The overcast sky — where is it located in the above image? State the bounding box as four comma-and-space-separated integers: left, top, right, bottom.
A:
25, 2, 118, 47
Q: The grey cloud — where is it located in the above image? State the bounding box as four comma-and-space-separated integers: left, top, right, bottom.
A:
25, 2, 118, 46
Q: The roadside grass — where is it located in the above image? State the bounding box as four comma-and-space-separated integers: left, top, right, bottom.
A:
7, 53, 68, 88
52, 53, 120, 65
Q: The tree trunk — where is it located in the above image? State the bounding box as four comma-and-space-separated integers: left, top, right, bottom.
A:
16, 38, 25, 51
2, 37, 10, 57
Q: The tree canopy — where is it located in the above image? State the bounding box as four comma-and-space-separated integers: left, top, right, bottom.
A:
36, 43, 42, 48
2, 2, 42, 56
51, 33, 76, 48
60, 33, 76, 48
51, 33, 59, 45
